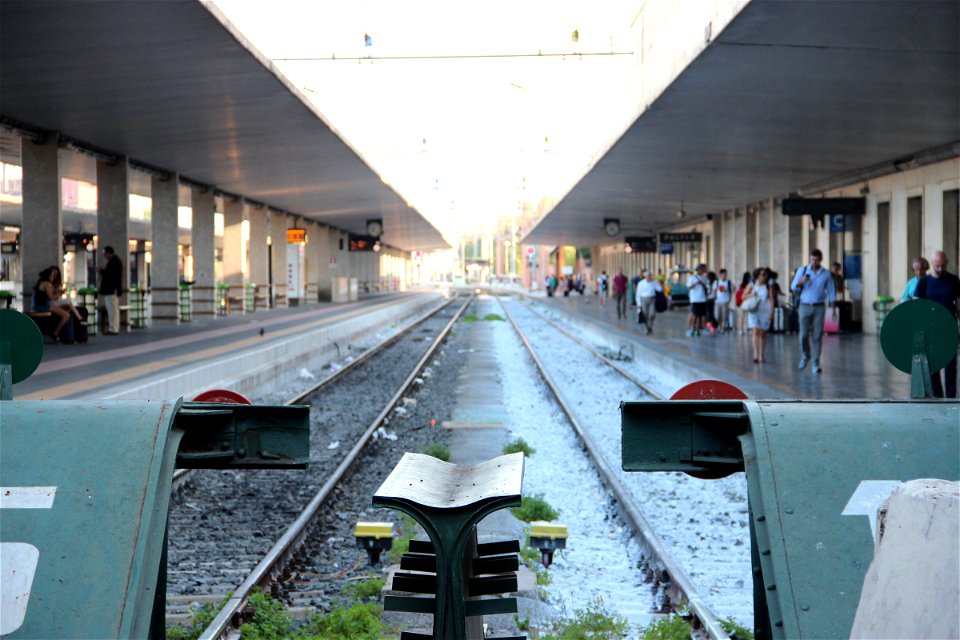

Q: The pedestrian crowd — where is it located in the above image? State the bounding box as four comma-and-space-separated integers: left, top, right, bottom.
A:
550, 247, 958, 398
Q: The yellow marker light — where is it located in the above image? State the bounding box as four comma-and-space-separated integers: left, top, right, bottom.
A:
355, 521, 395, 539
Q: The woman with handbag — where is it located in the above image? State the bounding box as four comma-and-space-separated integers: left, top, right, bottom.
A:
742, 268, 775, 363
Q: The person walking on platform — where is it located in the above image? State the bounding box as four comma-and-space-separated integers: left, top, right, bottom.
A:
901, 256, 929, 301
742, 268, 774, 363
714, 269, 733, 332
597, 270, 609, 306
791, 249, 836, 374
735, 271, 751, 334
99, 245, 123, 335
686, 263, 709, 336
636, 270, 663, 334
613, 268, 628, 320
915, 250, 960, 398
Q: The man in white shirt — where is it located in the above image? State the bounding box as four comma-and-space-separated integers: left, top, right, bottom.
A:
686, 263, 710, 336
713, 269, 733, 332
636, 270, 663, 334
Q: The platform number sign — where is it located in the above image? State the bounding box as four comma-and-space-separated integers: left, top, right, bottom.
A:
1, 486, 57, 635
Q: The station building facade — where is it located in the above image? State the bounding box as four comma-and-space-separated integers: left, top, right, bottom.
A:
591, 156, 959, 334
0, 134, 415, 323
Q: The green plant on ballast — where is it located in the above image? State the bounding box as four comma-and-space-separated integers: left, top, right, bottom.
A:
638, 613, 691, 640
228, 590, 389, 640
503, 437, 536, 457
721, 617, 754, 640
166, 595, 229, 640
422, 441, 451, 461
540, 596, 630, 639
511, 493, 560, 522
302, 601, 387, 640
462, 313, 480, 323
340, 577, 385, 600
482, 313, 505, 321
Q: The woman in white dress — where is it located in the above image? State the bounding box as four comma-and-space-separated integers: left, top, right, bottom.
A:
743, 268, 775, 363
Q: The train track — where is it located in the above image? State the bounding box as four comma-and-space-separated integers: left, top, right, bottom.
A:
191, 294, 472, 639
496, 296, 730, 639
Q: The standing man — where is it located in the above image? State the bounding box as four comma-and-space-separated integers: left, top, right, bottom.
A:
714, 269, 733, 332
613, 268, 628, 320
916, 250, 960, 398
99, 245, 123, 335
790, 249, 836, 373
686, 263, 709, 336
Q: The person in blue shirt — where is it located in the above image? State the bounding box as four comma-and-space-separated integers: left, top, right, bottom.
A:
901, 256, 929, 301
790, 249, 836, 374
916, 250, 960, 398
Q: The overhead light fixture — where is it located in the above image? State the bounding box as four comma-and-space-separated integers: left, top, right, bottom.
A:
603, 218, 621, 237
676, 200, 686, 219
366, 219, 383, 237
571, 29, 579, 42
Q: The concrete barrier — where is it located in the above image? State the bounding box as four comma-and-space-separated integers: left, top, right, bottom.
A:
850, 479, 959, 639
98, 293, 446, 401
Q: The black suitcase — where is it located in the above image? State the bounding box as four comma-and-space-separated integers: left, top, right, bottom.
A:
74, 306, 90, 343
787, 306, 800, 334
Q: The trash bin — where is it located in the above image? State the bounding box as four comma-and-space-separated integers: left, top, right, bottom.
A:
873, 295, 895, 332
245, 282, 256, 313
179, 283, 192, 322
216, 283, 229, 316
129, 286, 147, 329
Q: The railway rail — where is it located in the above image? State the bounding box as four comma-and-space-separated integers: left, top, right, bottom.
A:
497, 295, 730, 639
190, 294, 472, 639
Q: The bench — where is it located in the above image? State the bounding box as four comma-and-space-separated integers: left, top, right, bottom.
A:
373, 452, 525, 640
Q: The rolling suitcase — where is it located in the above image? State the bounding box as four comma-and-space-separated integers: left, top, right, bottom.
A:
772, 307, 785, 333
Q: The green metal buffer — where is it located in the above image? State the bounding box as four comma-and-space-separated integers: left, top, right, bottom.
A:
622, 399, 959, 639
373, 452, 526, 640
0, 309, 310, 639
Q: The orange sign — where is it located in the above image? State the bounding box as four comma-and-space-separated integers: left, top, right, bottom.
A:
286, 228, 306, 244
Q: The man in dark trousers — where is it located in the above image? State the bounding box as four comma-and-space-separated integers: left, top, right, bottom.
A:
99, 245, 123, 335
916, 250, 960, 398
613, 268, 628, 320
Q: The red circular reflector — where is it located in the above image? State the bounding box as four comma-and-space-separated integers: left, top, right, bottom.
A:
192, 389, 252, 404
670, 380, 747, 479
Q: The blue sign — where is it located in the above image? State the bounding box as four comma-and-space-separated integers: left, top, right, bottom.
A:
829, 214, 845, 233
844, 252, 862, 280
659, 242, 674, 255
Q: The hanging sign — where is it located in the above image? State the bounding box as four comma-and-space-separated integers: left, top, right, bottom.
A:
286, 228, 306, 244
659, 232, 702, 243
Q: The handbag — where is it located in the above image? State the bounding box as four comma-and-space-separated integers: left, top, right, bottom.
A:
638, 309, 647, 324
740, 293, 761, 312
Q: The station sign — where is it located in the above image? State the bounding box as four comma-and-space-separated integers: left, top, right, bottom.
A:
348, 234, 380, 252
782, 197, 865, 217
659, 242, 674, 255
525, 246, 536, 257
625, 236, 657, 253
659, 232, 702, 243
286, 228, 307, 244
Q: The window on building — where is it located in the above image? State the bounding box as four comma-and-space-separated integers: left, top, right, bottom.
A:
944, 190, 959, 263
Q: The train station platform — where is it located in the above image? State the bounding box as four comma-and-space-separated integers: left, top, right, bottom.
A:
536, 293, 914, 400
13, 291, 441, 401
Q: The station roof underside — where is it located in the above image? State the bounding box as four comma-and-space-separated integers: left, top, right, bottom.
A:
0, 0, 448, 251
524, 0, 960, 247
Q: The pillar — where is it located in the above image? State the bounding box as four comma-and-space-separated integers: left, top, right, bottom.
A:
222, 197, 244, 290
20, 133, 62, 308
97, 157, 130, 307
268, 210, 288, 307
191, 187, 216, 317
316, 224, 334, 301
305, 220, 322, 302
150, 174, 179, 322
247, 204, 268, 305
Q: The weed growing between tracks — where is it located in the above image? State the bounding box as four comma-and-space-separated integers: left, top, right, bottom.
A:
421, 441, 452, 461
511, 493, 560, 522
503, 437, 537, 457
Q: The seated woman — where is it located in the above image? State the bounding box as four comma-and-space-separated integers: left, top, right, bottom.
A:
32, 266, 79, 343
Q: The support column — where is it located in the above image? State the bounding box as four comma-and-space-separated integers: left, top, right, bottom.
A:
247, 204, 268, 309
20, 133, 62, 309
191, 187, 216, 317
150, 174, 179, 323
268, 210, 289, 307
97, 158, 130, 309
316, 224, 334, 301
305, 220, 322, 303
222, 197, 244, 311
